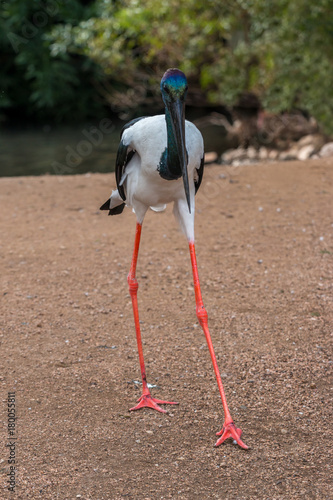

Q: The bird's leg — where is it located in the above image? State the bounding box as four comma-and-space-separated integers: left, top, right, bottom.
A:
189, 242, 248, 449
128, 222, 178, 413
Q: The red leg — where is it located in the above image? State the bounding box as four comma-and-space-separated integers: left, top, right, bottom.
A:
189, 242, 248, 449
128, 223, 178, 413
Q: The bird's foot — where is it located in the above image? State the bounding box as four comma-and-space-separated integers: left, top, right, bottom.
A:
129, 393, 178, 413
215, 421, 249, 449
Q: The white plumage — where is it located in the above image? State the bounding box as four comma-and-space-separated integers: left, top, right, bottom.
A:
107, 115, 203, 242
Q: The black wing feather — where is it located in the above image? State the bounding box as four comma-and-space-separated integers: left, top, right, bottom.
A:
194, 156, 204, 194
115, 140, 130, 201
115, 116, 147, 201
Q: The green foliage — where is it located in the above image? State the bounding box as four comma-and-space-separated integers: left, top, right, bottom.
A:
258, 0, 333, 132
1, 0, 333, 131
49, 0, 333, 131
0, 0, 103, 122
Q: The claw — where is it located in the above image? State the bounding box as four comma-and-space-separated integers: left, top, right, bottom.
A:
215, 421, 249, 449
130, 393, 178, 413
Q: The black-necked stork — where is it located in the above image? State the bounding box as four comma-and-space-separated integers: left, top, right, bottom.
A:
100, 68, 248, 449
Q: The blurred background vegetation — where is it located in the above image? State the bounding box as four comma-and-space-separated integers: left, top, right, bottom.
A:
1, 0, 333, 128
0, 0, 332, 175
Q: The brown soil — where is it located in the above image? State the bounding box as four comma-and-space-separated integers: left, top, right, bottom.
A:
1, 160, 332, 499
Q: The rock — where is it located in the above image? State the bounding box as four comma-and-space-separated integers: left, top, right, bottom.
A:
204, 151, 218, 164
247, 146, 258, 160
279, 150, 297, 161
221, 149, 234, 164
232, 159, 248, 166
297, 134, 314, 147
258, 147, 268, 160
297, 144, 315, 161
319, 142, 333, 158
222, 147, 248, 164
219, 136, 327, 166
297, 133, 326, 152
288, 145, 301, 158
268, 149, 279, 160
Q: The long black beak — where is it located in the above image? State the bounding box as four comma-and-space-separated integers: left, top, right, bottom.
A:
169, 99, 191, 213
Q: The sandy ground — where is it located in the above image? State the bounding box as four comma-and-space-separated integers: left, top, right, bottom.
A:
1, 160, 332, 499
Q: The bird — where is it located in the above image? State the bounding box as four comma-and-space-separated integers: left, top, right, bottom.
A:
100, 68, 248, 449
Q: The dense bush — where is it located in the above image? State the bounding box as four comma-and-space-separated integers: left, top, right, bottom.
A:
0, 0, 103, 122
1, 0, 333, 132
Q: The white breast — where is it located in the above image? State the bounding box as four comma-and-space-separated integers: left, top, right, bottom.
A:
123, 115, 203, 175
120, 115, 204, 216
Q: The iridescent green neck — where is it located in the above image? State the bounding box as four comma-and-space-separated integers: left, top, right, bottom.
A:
166, 107, 183, 175
157, 108, 182, 181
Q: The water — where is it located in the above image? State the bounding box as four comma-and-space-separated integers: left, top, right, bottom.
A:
0, 119, 225, 177
0, 123, 121, 177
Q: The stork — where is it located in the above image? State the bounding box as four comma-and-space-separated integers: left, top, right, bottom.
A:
100, 68, 248, 449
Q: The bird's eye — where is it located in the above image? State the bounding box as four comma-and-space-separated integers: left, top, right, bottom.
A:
185, 85, 188, 91
163, 84, 170, 94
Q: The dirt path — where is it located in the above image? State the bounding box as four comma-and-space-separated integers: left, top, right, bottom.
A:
1, 160, 332, 499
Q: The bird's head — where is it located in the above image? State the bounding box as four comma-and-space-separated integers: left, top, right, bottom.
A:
160, 68, 191, 212
160, 68, 188, 104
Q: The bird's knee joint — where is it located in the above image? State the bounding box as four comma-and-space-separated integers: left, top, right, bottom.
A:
196, 305, 208, 325
127, 275, 139, 293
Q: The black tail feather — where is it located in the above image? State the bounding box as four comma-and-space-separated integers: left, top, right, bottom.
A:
100, 199, 125, 216
100, 199, 111, 211
108, 203, 125, 216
